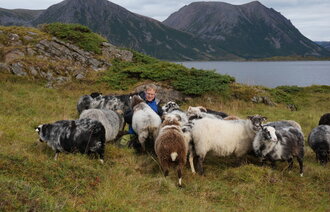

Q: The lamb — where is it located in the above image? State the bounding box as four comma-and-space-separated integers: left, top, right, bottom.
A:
155, 115, 188, 187
79, 109, 125, 142
190, 115, 267, 175
308, 125, 330, 165
131, 95, 161, 151
35, 118, 105, 163
253, 126, 305, 176
162, 101, 188, 124
319, 113, 330, 125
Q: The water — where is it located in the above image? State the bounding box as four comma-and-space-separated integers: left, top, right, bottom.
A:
177, 61, 330, 88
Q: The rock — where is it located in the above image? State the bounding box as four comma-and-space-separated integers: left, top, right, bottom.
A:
0, 63, 11, 74
10, 63, 27, 76
4, 49, 25, 63
75, 73, 85, 79
29, 66, 39, 76
251, 96, 276, 106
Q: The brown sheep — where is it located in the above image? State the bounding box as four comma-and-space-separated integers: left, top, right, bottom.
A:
155, 115, 188, 187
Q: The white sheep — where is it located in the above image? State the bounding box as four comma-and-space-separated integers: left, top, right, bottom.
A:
131, 95, 161, 151
162, 101, 188, 125
190, 115, 267, 174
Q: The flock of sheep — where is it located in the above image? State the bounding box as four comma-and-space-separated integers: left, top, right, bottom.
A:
35, 91, 330, 187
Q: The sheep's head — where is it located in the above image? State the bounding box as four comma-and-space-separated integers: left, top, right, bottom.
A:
248, 115, 267, 131
316, 144, 330, 166
262, 126, 277, 142
162, 101, 180, 113
162, 114, 181, 126
131, 95, 144, 108
187, 106, 207, 119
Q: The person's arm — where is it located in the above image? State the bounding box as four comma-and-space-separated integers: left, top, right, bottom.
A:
157, 103, 163, 117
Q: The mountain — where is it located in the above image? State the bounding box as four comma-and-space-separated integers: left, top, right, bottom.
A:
315, 41, 330, 51
0, 8, 43, 26
163, 1, 330, 58
30, 0, 237, 60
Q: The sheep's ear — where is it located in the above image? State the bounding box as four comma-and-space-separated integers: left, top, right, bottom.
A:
188, 106, 192, 111
198, 106, 207, 112
262, 116, 267, 122
116, 109, 124, 115
247, 115, 253, 120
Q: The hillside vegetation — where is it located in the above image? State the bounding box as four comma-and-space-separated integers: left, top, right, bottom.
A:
0, 24, 330, 211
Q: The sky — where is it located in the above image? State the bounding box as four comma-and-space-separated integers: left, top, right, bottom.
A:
0, 0, 329, 41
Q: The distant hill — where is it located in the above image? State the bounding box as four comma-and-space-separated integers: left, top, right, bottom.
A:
163, 1, 330, 58
0, 8, 43, 26
315, 41, 330, 51
30, 0, 237, 61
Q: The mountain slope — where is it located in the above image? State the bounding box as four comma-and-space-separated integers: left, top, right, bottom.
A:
163, 1, 330, 58
0, 8, 43, 26
31, 0, 237, 60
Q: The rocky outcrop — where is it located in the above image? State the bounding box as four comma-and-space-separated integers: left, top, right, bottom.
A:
0, 29, 133, 86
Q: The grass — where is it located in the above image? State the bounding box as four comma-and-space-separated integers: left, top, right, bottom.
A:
0, 73, 329, 211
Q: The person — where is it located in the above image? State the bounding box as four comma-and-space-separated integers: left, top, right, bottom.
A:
119, 84, 163, 148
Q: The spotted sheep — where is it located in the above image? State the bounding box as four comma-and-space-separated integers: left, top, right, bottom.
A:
162, 101, 188, 125
76, 92, 138, 114
308, 125, 330, 165
253, 123, 305, 176
35, 118, 106, 163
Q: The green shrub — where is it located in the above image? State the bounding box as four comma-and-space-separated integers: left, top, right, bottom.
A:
40, 23, 107, 54
276, 85, 303, 94
102, 55, 235, 95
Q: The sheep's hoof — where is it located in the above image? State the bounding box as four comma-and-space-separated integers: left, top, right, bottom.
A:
99, 159, 104, 164
300, 173, 303, 177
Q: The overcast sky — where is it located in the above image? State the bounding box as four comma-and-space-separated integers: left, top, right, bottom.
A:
0, 0, 329, 41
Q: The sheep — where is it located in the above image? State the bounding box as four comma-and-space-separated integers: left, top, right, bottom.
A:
155, 115, 188, 187
253, 126, 305, 176
35, 118, 105, 163
131, 95, 161, 151
77, 92, 138, 114
187, 106, 226, 120
79, 109, 125, 142
162, 101, 188, 124
319, 113, 330, 125
190, 115, 267, 175
308, 125, 330, 165
264, 120, 302, 131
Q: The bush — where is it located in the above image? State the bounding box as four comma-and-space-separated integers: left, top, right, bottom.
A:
102, 53, 235, 95
40, 23, 107, 54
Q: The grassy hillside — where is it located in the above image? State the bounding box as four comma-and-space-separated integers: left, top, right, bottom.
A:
0, 71, 329, 211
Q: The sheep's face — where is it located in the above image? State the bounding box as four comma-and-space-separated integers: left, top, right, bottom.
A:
131, 95, 144, 108
162, 101, 180, 113
317, 150, 329, 166
262, 126, 277, 142
187, 106, 206, 118
248, 115, 267, 131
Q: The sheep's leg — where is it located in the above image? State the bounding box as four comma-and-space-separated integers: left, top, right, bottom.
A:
270, 160, 276, 169
98, 145, 105, 164
138, 133, 148, 152
188, 145, 196, 174
189, 153, 196, 174
297, 157, 304, 177
54, 151, 60, 160
287, 158, 293, 170
177, 165, 183, 187
196, 155, 205, 175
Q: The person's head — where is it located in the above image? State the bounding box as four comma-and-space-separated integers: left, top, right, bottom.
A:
145, 84, 157, 102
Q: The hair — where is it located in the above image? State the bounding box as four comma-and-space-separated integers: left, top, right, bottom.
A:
145, 84, 158, 92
